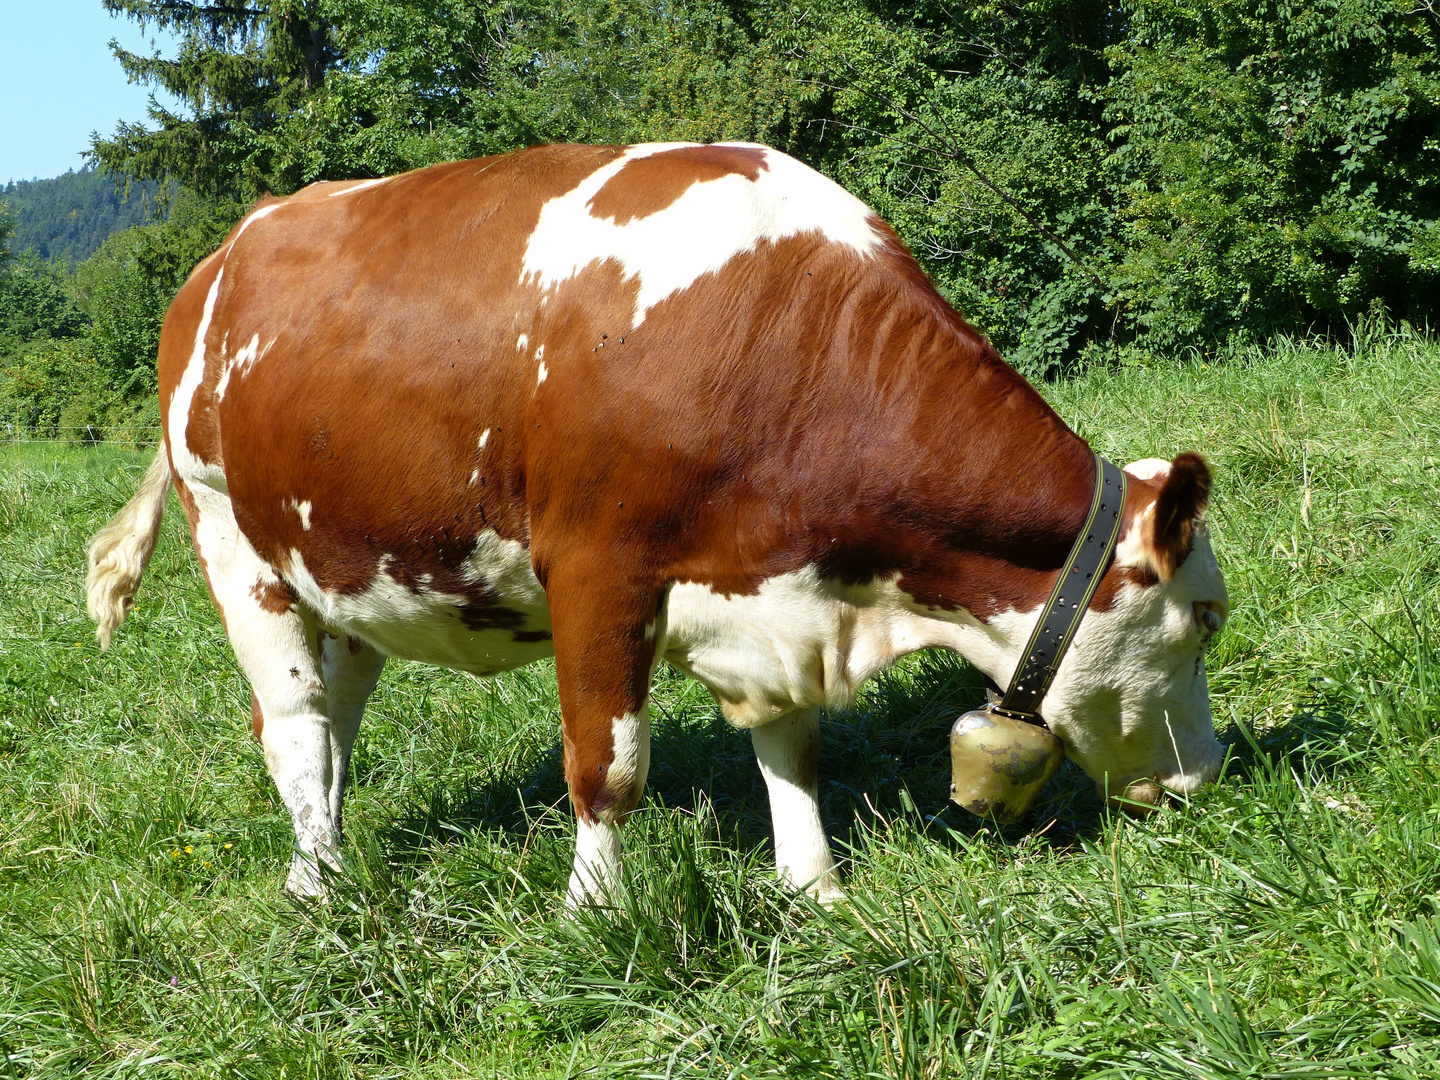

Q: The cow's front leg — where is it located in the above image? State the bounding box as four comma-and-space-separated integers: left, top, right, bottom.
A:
751, 705, 842, 903
548, 576, 658, 908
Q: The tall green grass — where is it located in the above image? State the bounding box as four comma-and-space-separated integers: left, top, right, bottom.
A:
3, 326, 1440, 1076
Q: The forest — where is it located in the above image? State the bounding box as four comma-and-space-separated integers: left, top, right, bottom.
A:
0, 170, 159, 264
1, 0, 1437, 439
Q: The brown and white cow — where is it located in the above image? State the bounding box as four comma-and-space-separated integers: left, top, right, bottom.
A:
86, 142, 1228, 904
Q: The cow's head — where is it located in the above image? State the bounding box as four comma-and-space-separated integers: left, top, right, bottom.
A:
1039, 452, 1228, 810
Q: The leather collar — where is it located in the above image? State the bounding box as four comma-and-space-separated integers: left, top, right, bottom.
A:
994, 453, 1128, 721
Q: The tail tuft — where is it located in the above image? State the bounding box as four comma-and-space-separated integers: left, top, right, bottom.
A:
86, 448, 172, 650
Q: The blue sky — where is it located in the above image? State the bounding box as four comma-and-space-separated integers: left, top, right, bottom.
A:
0, 2, 181, 185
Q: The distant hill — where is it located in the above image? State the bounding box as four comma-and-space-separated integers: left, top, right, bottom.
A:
1, 168, 161, 264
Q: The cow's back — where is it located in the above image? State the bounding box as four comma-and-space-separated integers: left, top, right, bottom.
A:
158, 142, 951, 674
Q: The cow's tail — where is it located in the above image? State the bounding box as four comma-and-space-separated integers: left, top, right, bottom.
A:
87, 447, 172, 650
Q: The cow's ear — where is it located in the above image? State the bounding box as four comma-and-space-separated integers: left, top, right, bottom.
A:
1123, 457, 1172, 482
1144, 452, 1211, 581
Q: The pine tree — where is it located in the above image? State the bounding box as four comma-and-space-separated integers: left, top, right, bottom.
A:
90, 1, 341, 199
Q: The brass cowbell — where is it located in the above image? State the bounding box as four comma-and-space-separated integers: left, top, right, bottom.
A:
949, 706, 1064, 824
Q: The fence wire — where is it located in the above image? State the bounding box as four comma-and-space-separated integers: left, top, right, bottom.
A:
3, 424, 163, 446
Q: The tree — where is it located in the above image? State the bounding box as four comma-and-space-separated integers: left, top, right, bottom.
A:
0, 198, 13, 272
86, 0, 1440, 366
92, 0, 342, 198
0, 169, 161, 262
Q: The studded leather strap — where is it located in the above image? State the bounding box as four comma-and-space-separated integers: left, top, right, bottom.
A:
998, 453, 1128, 720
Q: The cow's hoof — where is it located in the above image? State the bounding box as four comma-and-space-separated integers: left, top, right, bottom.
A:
1109, 778, 1163, 816
812, 886, 847, 909
284, 854, 330, 899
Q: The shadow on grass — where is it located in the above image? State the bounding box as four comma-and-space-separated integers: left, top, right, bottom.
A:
374, 647, 1249, 871
1218, 688, 1360, 786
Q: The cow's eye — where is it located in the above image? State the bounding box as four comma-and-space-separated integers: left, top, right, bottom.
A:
1193, 602, 1223, 645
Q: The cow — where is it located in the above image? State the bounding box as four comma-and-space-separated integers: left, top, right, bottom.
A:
85, 142, 1229, 905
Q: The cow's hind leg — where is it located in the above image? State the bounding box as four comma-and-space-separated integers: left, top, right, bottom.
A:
233, 602, 339, 896
246, 629, 381, 893
751, 706, 842, 902
318, 632, 385, 838
179, 483, 343, 897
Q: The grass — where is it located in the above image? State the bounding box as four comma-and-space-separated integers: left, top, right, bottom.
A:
3, 323, 1440, 1076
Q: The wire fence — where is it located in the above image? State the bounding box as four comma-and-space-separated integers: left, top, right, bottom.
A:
2, 424, 163, 447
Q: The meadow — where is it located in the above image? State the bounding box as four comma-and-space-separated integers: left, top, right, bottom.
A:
3, 324, 1440, 1078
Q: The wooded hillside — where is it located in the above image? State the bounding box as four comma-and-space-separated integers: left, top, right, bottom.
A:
0, 169, 159, 264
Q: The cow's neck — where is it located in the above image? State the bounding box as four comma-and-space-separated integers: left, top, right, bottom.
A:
871, 315, 1104, 623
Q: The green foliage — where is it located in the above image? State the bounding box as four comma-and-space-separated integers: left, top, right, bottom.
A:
91, 0, 1438, 370
4, 329, 1440, 1074
92, 0, 813, 195
0, 250, 85, 350
0, 198, 13, 269
94, 0, 341, 199
1101, 0, 1440, 349
76, 189, 243, 399
0, 337, 156, 444
0, 168, 161, 263
0, 190, 239, 439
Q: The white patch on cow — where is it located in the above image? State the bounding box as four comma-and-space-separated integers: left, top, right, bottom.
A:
1115, 502, 1156, 569
281, 529, 552, 676
534, 344, 544, 361
516, 333, 529, 352
229, 202, 282, 248
520, 142, 885, 329
469, 469, 480, 485
478, 428, 490, 449
169, 472, 336, 895
662, 566, 1026, 727
167, 265, 227, 488
609, 707, 650, 809
326, 177, 390, 197
567, 817, 623, 907
751, 707, 840, 901
662, 552, 1223, 799
1042, 531, 1227, 796
285, 498, 313, 531
537, 361, 548, 384
214, 332, 273, 401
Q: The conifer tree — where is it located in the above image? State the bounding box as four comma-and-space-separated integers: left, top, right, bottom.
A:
91, 1, 340, 198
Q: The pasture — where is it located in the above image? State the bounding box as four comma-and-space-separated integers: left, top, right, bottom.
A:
2, 326, 1440, 1078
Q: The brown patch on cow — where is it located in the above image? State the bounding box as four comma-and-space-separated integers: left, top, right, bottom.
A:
550, 582, 659, 825
455, 598, 524, 632
586, 144, 768, 226
250, 692, 264, 740
347, 635, 364, 654
251, 575, 297, 614
208, 148, 619, 604
184, 326, 228, 469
